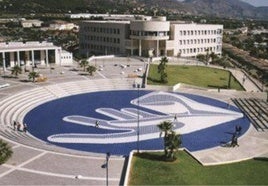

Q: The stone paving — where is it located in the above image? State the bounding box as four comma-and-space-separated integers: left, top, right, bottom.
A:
0, 57, 267, 185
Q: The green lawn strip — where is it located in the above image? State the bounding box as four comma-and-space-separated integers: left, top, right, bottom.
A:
128, 151, 268, 185
147, 65, 244, 90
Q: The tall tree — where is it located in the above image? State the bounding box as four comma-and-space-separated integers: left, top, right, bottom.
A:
80, 59, 89, 72
11, 65, 22, 77
86, 65, 97, 76
28, 71, 39, 82
158, 56, 168, 83
157, 121, 181, 161
0, 139, 13, 165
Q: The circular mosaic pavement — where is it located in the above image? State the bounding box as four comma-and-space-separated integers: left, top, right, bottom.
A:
24, 90, 250, 155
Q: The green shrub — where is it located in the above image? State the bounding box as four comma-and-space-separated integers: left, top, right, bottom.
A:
0, 139, 13, 164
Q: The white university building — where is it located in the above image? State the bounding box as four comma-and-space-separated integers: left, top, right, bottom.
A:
79, 16, 223, 58
0, 41, 73, 70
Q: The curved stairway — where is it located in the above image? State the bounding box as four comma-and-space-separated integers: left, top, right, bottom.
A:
0, 78, 133, 155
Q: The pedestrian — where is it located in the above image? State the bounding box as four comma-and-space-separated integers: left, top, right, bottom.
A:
227, 100, 231, 109
235, 125, 242, 135
242, 76, 246, 85
17, 122, 21, 131
23, 123, 27, 133
258, 109, 262, 117
95, 120, 100, 128
174, 114, 177, 121
231, 134, 239, 147
13, 121, 17, 131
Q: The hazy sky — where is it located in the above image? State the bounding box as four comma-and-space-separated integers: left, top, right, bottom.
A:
241, 0, 268, 7
176, 0, 268, 7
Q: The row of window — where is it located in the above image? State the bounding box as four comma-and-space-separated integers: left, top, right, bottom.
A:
83, 35, 120, 44
179, 38, 221, 45
179, 29, 222, 36
83, 26, 121, 35
131, 31, 169, 37
61, 56, 72, 59
178, 46, 221, 54
81, 43, 120, 53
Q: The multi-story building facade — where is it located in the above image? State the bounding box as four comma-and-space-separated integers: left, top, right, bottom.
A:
79, 16, 223, 58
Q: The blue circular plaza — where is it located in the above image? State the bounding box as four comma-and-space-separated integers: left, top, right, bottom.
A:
24, 90, 250, 156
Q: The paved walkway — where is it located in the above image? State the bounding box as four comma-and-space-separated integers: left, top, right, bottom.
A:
0, 57, 267, 185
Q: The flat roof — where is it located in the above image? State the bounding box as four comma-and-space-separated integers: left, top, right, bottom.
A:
82, 20, 130, 24
0, 42, 61, 52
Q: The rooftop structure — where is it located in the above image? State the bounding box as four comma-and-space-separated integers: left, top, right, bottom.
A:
65, 13, 151, 21
20, 19, 43, 28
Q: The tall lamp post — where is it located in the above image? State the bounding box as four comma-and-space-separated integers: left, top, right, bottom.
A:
106, 152, 110, 186
137, 83, 140, 153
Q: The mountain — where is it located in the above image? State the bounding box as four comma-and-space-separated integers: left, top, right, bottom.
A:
181, 0, 268, 19
0, 0, 267, 20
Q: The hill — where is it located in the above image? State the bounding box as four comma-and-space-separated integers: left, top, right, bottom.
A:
0, 0, 267, 20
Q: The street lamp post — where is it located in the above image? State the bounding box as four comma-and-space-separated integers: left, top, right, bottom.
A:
137, 83, 140, 153
106, 152, 110, 186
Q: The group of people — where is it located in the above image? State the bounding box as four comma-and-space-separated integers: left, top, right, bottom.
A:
13, 121, 27, 133
231, 125, 242, 147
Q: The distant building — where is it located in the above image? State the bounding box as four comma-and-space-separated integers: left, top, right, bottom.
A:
79, 16, 223, 58
60, 50, 73, 65
21, 19, 43, 28
65, 13, 151, 21
0, 41, 73, 70
250, 29, 268, 35
49, 20, 78, 30
239, 27, 248, 34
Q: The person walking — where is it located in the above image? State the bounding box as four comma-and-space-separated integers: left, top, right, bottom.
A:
17, 122, 21, 131
235, 125, 242, 135
13, 121, 17, 131
23, 123, 28, 133
174, 114, 177, 121
231, 134, 239, 147
95, 120, 100, 128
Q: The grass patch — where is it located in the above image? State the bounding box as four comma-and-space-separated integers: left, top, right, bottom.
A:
128, 151, 268, 185
147, 65, 244, 90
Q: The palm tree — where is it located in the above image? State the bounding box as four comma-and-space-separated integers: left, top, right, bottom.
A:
158, 56, 168, 83
80, 59, 89, 71
196, 54, 206, 62
28, 71, 39, 82
205, 48, 210, 64
165, 131, 182, 160
11, 65, 22, 77
157, 121, 181, 161
158, 121, 173, 138
86, 65, 97, 76
0, 139, 13, 164
210, 52, 218, 62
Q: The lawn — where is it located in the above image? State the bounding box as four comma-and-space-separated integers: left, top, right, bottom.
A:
147, 65, 244, 90
128, 151, 268, 185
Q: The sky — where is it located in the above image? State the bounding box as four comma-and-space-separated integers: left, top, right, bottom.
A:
176, 0, 268, 7
241, 0, 268, 7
